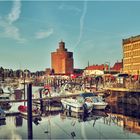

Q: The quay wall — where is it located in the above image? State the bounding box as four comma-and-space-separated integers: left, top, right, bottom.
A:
105, 89, 140, 106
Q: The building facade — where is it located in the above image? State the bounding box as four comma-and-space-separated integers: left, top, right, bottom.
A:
111, 61, 123, 73
51, 41, 74, 74
83, 64, 109, 76
123, 35, 140, 75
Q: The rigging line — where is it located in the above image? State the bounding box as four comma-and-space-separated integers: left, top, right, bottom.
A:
87, 121, 108, 140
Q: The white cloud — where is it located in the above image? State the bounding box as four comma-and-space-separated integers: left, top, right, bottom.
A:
75, 0, 87, 48
0, 20, 25, 43
35, 28, 54, 39
7, 0, 21, 24
0, 0, 26, 43
5, 24, 25, 43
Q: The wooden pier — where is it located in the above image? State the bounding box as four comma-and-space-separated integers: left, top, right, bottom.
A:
0, 93, 80, 103
104, 87, 140, 105
104, 87, 140, 93
5, 112, 20, 116
0, 90, 103, 104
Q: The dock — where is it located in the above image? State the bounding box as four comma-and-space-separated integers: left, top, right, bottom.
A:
5, 112, 20, 116
0, 91, 102, 103
104, 87, 140, 93
104, 87, 140, 105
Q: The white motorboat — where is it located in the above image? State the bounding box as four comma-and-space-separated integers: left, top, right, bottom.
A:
79, 92, 108, 110
61, 98, 84, 112
61, 96, 93, 113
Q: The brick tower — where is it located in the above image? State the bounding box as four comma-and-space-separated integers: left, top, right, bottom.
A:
51, 41, 74, 74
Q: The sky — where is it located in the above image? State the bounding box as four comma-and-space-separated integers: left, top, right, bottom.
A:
0, 0, 140, 72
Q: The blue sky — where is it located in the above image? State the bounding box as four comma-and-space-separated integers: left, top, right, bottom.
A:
0, 0, 140, 72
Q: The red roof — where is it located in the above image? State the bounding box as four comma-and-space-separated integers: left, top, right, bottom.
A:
85, 64, 108, 71
111, 62, 122, 71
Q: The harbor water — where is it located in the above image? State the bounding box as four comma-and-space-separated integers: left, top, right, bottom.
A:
1, 106, 140, 139
1, 86, 140, 139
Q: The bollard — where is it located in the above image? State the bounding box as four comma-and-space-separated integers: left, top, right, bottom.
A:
27, 83, 33, 139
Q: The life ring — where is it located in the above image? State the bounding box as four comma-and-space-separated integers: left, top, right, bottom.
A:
42, 89, 50, 95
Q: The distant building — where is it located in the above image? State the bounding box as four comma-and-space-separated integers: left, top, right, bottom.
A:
70, 69, 84, 78
111, 61, 123, 73
45, 68, 51, 76
51, 41, 74, 74
83, 64, 108, 76
123, 35, 140, 75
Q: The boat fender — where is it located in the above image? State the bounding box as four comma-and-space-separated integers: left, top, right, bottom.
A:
43, 89, 50, 95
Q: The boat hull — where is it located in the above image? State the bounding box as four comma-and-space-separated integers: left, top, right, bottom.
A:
93, 103, 108, 110
20, 112, 41, 121
61, 99, 84, 113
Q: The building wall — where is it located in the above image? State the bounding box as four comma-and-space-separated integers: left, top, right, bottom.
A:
123, 35, 140, 75
51, 41, 73, 74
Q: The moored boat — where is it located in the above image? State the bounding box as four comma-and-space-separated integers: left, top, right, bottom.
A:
79, 92, 108, 110
61, 96, 93, 113
18, 105, 41, 119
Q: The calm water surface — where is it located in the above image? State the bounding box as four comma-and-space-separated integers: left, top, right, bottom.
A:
1, 103, 140, 139
1, 86, 140, 139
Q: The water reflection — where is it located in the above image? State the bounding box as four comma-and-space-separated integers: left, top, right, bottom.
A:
0, 116, 23, 139
14, 116, 23, 127
0, 102, 12, 110
106, 103, 140, 134
60, 110, 108, 123
0, 119, 6, 126
1, 103, 140, 139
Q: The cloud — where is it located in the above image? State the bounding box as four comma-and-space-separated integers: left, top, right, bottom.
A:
7, 0, 21, 24
74, 0, 87, 48
0, 22, 26, 43
0, 0, 25, 43
35, 28, 54, 39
